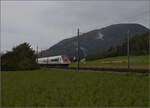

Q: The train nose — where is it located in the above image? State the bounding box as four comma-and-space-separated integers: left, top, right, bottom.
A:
62, 56, 70, 64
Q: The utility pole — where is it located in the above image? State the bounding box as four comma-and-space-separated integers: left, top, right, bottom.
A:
41, 48, 42, 57
36, 45, 38, 63
127, 31, 130, 71
73, 39, 76, 62
47, 57, 48, 67
77, 28, 80, 71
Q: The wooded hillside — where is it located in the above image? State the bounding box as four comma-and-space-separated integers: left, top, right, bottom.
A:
86, 32, 149, 61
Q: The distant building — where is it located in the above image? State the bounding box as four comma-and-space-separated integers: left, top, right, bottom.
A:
80, 58, 86, 63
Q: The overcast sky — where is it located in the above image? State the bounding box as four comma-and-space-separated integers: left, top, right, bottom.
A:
1, 1, 149, 52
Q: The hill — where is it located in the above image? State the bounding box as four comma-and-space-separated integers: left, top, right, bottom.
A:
86, 32, 149, 61
39, 23, 149, 59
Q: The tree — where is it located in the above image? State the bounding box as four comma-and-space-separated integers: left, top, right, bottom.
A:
1, 42, 40, 71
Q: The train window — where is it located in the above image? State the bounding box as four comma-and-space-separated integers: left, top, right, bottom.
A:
51, 58, 59, 62
43, 60, 47, 62
63, 56, 68, 61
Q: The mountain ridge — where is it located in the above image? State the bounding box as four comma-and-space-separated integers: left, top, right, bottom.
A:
39, 23, 149, 59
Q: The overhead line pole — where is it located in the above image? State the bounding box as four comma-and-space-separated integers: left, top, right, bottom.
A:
41, 48, 42, 57
36, 45, 38, 63
127, 31, 130, 71
77, 28, 80, 71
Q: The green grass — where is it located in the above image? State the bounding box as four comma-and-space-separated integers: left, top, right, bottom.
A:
70, 55, 149, 69
2, 68, 149, 107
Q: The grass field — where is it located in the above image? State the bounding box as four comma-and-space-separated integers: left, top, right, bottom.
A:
1, 68, 149, 107
70, 55, 149, 69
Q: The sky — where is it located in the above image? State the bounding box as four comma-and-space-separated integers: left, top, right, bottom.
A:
1, 1, 150, 52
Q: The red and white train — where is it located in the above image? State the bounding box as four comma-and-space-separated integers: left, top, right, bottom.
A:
37, 55, 71, 66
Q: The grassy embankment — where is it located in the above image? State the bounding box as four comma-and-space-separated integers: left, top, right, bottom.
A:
2, 68, 149, 107
70, 55, 149, 69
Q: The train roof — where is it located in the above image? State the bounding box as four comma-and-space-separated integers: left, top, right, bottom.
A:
38, 55, 68, 60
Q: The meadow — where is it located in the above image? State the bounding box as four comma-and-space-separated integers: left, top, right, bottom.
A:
1, 68, 149, 107
70, 55, 149, 69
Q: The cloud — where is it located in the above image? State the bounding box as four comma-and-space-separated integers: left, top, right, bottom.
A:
1, 1, 149, 52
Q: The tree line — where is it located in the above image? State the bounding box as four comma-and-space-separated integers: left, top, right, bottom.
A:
86, 32, 149, 61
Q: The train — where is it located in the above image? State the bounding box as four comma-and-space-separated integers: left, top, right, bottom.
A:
37, 55, 71, 66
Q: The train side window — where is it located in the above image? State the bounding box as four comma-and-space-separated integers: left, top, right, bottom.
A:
51, 58, 59, 62
43, 60, 47, 62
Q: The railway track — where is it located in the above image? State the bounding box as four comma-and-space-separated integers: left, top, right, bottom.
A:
48, 66, 150, 73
